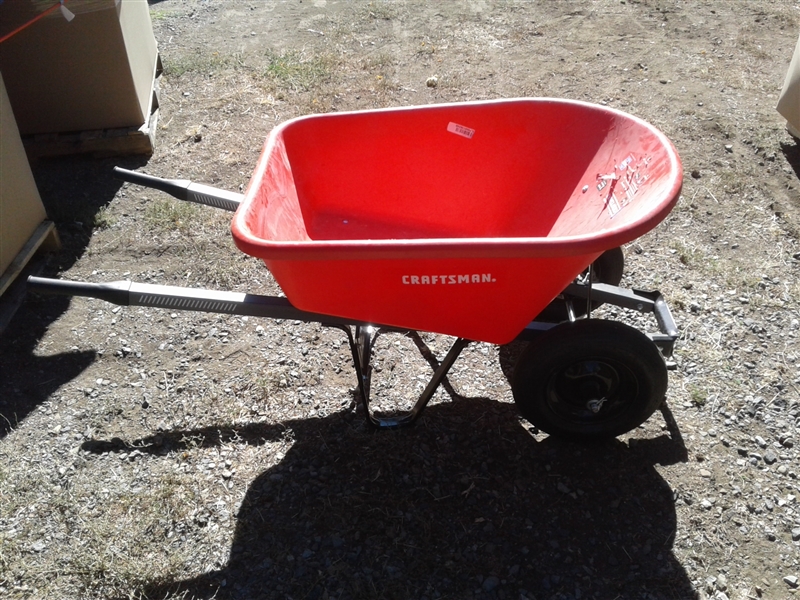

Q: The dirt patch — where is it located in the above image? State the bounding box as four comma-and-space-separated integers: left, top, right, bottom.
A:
2, 1, 800, 599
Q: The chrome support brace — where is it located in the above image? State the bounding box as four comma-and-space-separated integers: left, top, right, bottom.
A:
337, 326, 470, 429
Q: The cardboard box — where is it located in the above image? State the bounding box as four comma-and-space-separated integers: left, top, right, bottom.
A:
0, 0, 158, 135
0, 71, 48, 278
778, 31, 800, 138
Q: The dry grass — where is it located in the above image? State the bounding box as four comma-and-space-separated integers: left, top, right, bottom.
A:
262, 49, 335, 93
162, 51, 240, 78
144, 199, 202, 234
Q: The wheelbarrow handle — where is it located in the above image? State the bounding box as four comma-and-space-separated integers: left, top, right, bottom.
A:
113, 167, 243, 212
26, 276, 363, 325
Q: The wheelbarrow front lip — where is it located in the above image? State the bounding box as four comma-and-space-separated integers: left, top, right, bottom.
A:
231, 97, 683, 262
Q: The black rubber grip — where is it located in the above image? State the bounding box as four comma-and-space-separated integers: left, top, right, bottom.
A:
27, 276, 131, 306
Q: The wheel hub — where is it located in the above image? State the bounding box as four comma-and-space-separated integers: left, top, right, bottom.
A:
586, 397, 608, 413
550, 359, 621, 419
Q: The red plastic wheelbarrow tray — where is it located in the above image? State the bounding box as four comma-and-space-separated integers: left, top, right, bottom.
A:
232, 98, 682, 344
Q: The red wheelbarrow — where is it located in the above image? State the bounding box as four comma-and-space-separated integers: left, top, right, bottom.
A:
29, 98, 683, 439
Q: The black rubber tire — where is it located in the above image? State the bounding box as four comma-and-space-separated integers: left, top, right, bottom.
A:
511, 319, 667, 440
535, 247, 625, 323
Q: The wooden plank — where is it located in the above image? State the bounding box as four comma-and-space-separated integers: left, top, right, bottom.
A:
0, 220, 60, 298
21, 107, 159, 158
0, 258, 42, 335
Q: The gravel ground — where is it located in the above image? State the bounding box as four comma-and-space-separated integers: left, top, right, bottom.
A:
3, 1, 800, 599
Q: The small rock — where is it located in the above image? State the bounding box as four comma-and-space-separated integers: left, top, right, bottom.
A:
699, 469, 712, 478
784, 575, 799, 588
691, 169, 701, 179
724, 144, 733, 153
717, 574, 728, 591
482, 576, 500, 592
791, 528, 800, 541
426, 76, 438, 88
755, 436, 768, 448
764, 451, 778, 465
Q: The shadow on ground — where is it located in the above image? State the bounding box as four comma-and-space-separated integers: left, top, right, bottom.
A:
92, 396, 696, 600
0, 155, 145, 437
781, 140, 800, 182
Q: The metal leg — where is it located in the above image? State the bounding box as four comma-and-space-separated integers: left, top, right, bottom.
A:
564, 298, 577, 322
585, 263, 594, 318
404, 337, 470, 424
354, 325, 374, 417
337, 326, 470, 428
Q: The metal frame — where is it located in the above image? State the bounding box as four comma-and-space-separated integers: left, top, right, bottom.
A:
27, 274, 678, 428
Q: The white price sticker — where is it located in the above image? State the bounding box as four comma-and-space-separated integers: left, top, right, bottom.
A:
447, 122, 475, 139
